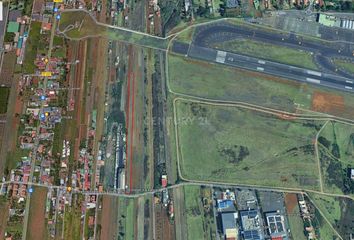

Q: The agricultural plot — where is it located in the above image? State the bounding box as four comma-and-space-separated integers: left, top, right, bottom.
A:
318, 121, 354, 194
168, 54, 354, 119
211, 39, 318, 70
308, 194, 354, 239
184, 185, 215, 240
26, 186, 48, 240
0, 87, 10, 113
284, 194, 307, 240
175, 99, 323, 189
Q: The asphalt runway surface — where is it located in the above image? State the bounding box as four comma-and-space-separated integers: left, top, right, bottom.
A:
171, 22, 354, 93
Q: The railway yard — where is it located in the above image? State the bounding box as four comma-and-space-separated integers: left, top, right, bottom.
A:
0, 0, 353, 239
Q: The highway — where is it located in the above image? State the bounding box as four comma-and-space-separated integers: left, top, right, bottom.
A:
173, 43, 354, 92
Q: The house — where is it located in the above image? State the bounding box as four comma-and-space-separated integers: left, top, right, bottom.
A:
161, 175, 167, 187
350, 168, 354, 180
220, 212, 238, 239
218, 200, 236, 213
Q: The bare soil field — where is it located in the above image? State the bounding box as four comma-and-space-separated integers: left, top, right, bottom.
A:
285, 193, 298, 214
155, 203, 175, 240
0, 51, 17, 87
0, 197, 9, 240
26, 186, 48, 240
311, 91, 345, 116
100, 195, 118, 239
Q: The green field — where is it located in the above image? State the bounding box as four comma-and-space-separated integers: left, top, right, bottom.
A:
308, 194, 354, 239
287, 213, 307, 240
184, 186, 214, 240
184, 186, 204, 240
333, 59, 354, 74
211, 39, 318, 70
318, 121, 354, 194
175, 99, 323, 189
0, 87, 10, 113
168, 54, 354, 119
24, 21, 41, 73
309, 194, 341, 226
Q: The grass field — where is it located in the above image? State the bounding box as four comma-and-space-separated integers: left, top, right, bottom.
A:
308, 194, 341, 227
184, 185, 215, 240
333, 59, 354, 74
318, 121, 354, 194
211, 39, 318, 70
175, 99, 323, 189
23, 21, 41, 74
285, 194, 307, 240
184, 186, 204, 240
308, 194, 354, 239
0, 87, 10, 113
26, 186, 48, 240
168, 54, 354, 119
64, 196, 83, 240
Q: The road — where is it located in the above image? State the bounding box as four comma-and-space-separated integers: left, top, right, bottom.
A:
172, 43, 354, 92
21, 6, 58, 240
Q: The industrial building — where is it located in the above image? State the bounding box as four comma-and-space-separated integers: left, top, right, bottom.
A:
240, 210, 265, 240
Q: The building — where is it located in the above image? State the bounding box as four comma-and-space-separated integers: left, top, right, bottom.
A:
350, 168, 354, 180
161, 175, 167, 188
240, 210, 264, 240
220, 212, 238, 240
226, 0, 239, 8
265, 212, 288, 239
218, 199, 236, 212
7, 22, 20, 33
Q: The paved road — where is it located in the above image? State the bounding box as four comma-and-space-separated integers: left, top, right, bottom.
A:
172, 43, 354, 92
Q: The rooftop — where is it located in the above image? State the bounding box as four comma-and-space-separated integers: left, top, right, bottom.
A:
7, 21, 19, 33
240, 210, 264, 240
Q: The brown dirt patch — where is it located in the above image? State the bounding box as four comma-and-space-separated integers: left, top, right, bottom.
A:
311, 91, 345, 115
155, 204, 175, 240
100, 195, 118, 239
26, 186, 48, 240
285, 193, 298, 214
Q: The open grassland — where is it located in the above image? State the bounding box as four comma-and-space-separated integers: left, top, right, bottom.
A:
175, 99, 323, 189
211, 39, 318, 70
24, 21, 41, 73
168, 54, 354, 119
308, 194, 354, 239
174, 27, 195, 43
26, 186, 48, 240
318, 121, 354, 194
0, 87, 10, 113
333, 59, 354, 74
59, 11, 105, 39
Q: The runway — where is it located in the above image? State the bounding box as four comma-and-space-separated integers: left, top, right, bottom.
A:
171, 19, 354, 93
172, 43, 354, 92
